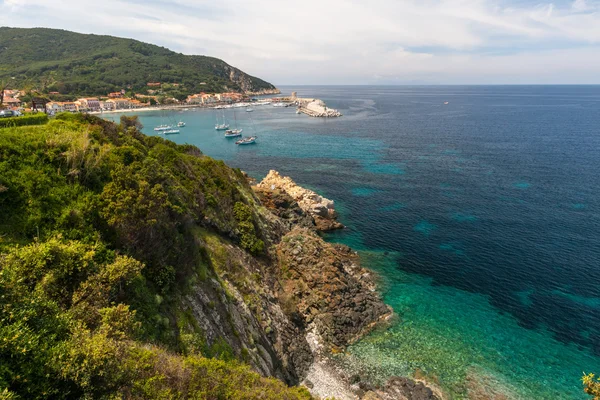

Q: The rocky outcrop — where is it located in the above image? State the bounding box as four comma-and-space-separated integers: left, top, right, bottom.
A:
223, 64, 278, 94
256, 170, 344, 231
277, 228, 392, 349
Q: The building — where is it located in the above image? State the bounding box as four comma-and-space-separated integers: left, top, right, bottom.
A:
186, 94, 204, 104
105, 98, 132, 110
2, 97, 22, 108
77, 98, 101, 111
62, 102, 78, 112
46, 102, 64, 113
108, 92, 123, 98
147, 82, 161, 87
100, 101, 115, 111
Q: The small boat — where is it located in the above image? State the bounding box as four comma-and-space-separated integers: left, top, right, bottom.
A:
246, 108, 253, 112
215, 123, 230, 130
444, 101, 449, 105
163, 129, 180, 135
224, 129, 243, 137
235, 136, 257, 145
273, 103, 287, 107
154, 124, 173, 131
177, 121, 186, 127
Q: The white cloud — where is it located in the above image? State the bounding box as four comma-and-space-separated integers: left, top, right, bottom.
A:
1, 0, 600, 83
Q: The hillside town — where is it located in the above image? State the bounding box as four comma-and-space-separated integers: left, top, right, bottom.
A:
0, 82, 249, 114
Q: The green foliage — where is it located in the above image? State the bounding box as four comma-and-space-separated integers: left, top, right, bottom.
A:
584, 373, 600, 399
0, 115, 308, 399
119, 115, 143, 131
234, 202, 265, 255
0, 113, 48, 128
0, 27, 276, 96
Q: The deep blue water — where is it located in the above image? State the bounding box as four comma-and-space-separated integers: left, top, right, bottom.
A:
105, 86, 600, 398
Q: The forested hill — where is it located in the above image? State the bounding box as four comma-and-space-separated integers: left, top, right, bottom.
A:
0, 27, 277, 96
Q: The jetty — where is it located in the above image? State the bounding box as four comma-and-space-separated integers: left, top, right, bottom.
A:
266, 92, 342, 118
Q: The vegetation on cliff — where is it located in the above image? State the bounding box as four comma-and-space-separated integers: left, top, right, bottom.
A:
0, 27, 276, 97
0, 114, 309, 399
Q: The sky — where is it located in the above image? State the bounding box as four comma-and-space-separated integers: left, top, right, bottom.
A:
1, 0, 600, 85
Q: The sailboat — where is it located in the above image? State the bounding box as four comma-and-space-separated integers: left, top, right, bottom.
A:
156, 110, 180, 134
235, 136, 256, 145
224, 106, 242, 137
215, 110, 229, 130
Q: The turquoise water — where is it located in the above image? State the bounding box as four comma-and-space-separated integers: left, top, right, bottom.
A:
105, 86, 600, 398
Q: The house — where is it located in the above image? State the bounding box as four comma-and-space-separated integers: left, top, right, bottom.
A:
2, 97, 22, 107
106, 98, 132, 110
46, 102, 64, 113
77, 98, 101, 111
62, 102, 78, 112
186, 94, 204, 104
100, 101, 115, 111
147, 82, 161, 87
108, 92, 123, 99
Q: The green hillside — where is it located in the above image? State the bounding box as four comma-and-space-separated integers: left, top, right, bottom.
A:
0, 114, 309, 399
0, 27, 277, 96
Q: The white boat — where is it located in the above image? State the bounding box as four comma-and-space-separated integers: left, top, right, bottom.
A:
273, 103, 287, 107
163, 129, 180, 135
177, 121, 186, 127
235, 136, 257, 145
154, 124, 173, 132
246, 108, 254, 112
215, 109, 229, 130
224, 129, 243, 137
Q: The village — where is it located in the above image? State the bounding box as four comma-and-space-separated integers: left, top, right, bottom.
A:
0, 81, 249, 114
1, 83, 342, 118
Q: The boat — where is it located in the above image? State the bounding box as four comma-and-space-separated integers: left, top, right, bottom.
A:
246, 108, 254, 112
444, 101, 449, 105
177, 121, 186, 127
163, 129, 180, 135
224, 129, 243, 137
154, 124, 173, 132
215, 110, 229, 130
235, 136, 257, 145
273, 103, 287, 107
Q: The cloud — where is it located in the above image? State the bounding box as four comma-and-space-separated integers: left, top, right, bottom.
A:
1, 0, 600, 83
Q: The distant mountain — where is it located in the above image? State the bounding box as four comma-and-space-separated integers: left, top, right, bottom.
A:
0, 27, 277, 96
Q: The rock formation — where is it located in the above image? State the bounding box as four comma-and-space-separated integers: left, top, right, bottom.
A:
256, 170, 344, 231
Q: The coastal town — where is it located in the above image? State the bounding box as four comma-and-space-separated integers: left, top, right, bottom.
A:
0, 83, 342, 117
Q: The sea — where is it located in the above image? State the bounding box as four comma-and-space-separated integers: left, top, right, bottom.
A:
104, 85, 600, 399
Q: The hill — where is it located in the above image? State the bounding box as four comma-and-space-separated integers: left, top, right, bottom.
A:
0, 27, 277, 96
0, 114, 394, 399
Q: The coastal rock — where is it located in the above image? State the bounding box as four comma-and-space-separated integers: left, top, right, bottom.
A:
256, 170, 344, 231
277, 227, 392, 349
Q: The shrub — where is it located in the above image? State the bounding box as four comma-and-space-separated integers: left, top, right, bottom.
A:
0, 113, 48, 128
233, 202, 265, 255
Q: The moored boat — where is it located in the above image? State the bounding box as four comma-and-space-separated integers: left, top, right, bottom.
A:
163, 129, 180, 135
177, 121, 186, 127
235, 136, 257, 145
154, 124, 173, 131
224, 129, 243, 137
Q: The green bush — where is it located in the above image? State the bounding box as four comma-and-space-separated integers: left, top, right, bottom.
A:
234, 202, 265, 255
0, 113, 48, 128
